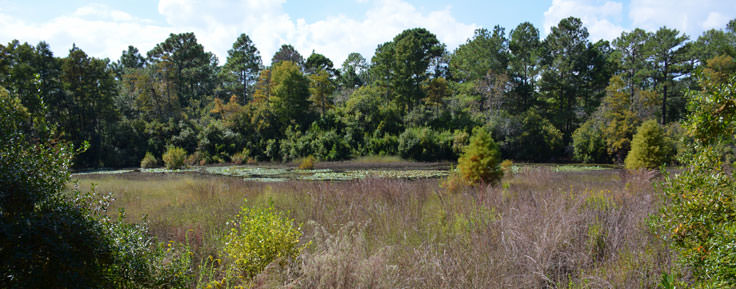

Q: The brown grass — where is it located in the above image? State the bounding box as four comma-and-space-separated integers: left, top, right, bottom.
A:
73, 166, 674, 288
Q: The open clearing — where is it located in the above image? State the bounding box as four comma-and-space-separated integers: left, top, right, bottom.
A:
72, 162, 672, 287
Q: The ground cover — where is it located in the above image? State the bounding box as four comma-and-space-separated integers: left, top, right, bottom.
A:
72, 161, 672, 288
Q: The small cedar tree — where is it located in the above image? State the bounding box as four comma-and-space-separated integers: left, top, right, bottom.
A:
457, 127, 503, 185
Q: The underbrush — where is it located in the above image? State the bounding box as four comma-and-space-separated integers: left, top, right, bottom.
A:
74, 167, 675, 288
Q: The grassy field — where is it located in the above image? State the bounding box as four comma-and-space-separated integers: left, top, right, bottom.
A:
73, 164, 675, 288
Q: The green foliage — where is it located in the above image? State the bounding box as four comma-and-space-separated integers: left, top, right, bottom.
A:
600, 75, 641, 162
572, 119, 609, 163
197, 121, 238, 163
397, 127, 455, 161
270, 61, 314, 129
363, 132, 399, 156
450, 26, 509, 82
494, 109, 563, 162
140, 152, 159, 168
624, 120, 675, 169
279, 124, 351, 162
223, 33, 262, 103
0, 86, 192, 288
369, 28, 444, 111
162, 146, 187, 169
271, 44, 303, 67
231, 148, 250, 165
457, 127, 503, 185
223, 201, 306, 280
3, 23, 729, 169
539, 17, 614, 140
656, 73, 736, 287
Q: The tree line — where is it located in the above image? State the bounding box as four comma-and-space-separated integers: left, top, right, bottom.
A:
1, 16, 735, 168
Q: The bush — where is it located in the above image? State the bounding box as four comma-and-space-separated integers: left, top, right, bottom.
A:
624, 120, 675, 169
398, 127, 454, 161
500, 159, 514, 176
656, 73, 736, 287
457, 127, 503, 185
0, 86, 192, 288
140, 152, 159, 168
162, 146, 188, 169
508, 109, 564, 162
231, 148, 250, 165
298, 155, 315, 170
223, 201, 307, 281
364, 132, 399, 156
185, 151, 203, 166
572, 119, 609, 163
197, 121, 239, 163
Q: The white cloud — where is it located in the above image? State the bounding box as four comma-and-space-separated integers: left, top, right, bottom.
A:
155, 0, 476, 65
629, 0, 736, 37
0, 4, 169, 60
1, 0, 476, 67
702, 12, 730, 30
543, 0, 626, 41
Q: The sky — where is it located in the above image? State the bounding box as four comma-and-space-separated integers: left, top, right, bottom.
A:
0, 0, 734, 66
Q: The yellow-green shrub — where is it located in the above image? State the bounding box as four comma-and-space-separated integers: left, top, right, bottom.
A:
457, 127, 503, 185
223, 201, 306, 280
231, 148, 250, 165
162, 146, 187, 169
140, 152, 159, 168
500, 159, 514, 176
624, 120, 675, 169
298, 155, 315, 170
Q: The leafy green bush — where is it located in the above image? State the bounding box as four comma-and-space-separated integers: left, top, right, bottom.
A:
0, 86, 192, 288
197, 121, 239, 163
140, 152, 159, 168
624, 120, 675, 169
572, 119, 609, 163
489, 109, 563, 162
162, 146, 188, 169
656, 73, 736, 287
231, 148, 250, 165
279, 124, 352, 162
508, 109, 564, 162
456, 127, 503, 185
223, 201, 307, 280
364, 132, 399, 156
397, 127, 454, 161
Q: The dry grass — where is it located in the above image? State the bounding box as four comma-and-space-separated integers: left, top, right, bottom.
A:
73, 166, 674, 288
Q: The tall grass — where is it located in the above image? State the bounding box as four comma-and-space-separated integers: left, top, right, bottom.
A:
74, 167, 674, 288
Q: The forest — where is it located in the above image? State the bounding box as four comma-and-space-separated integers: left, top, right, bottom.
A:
2, 16, 735, 169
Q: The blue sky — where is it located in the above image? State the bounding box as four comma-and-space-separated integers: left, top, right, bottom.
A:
1, 0, 734, 65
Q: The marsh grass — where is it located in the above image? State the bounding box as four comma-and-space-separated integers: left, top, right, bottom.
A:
73, 166, 674, 288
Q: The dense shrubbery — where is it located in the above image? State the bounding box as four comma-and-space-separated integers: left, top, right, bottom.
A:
0, 87, 191, 288
397, 127, 455, 161
162, 146, 188, 169
572, 119, 609, 163
140, 152, 159, 168
279, 124, 352, 161
624, 120, 675, 169
657, 73, 736, 287
509, 109, 564, 162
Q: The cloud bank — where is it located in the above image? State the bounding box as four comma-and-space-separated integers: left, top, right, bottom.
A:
0, 0, 476, 66
543, 0, 736, 42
